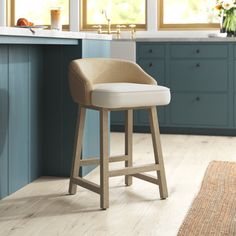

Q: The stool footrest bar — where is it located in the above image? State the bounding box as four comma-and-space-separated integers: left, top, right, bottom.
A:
132, 173, 160, 185
109, 164, 160, 177
80, 155, 129, 166
72, 177, 100, 194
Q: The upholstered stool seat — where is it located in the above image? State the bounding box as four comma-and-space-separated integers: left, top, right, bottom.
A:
92, 83, 171, 108
68, 58, 171, 209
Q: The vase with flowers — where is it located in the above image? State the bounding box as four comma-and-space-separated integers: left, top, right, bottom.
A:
215, 0, 236, 36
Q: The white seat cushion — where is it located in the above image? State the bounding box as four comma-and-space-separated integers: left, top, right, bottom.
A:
91, 83, 171, 109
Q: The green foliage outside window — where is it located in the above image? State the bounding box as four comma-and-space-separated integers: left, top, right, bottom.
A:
86, 0, 146, 25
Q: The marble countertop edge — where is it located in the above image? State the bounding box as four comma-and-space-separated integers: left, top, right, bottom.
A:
0, 27, 112, 40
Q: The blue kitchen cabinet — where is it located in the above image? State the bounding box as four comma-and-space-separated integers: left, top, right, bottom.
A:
112, 42, 235, 134
168, 43, 229, 129
170, 93, 228, 127
0, 38, 110, 199
0, 45, 44, 197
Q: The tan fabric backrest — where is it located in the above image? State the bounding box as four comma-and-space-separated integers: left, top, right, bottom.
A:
69, 58, 157, 106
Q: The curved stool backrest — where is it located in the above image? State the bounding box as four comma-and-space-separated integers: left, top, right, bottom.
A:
69, 58, 156, 106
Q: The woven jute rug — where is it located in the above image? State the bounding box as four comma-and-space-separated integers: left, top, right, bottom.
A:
178, 161, 236, 236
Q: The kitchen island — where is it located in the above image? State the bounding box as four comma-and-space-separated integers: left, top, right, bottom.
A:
0, 27, 111, 199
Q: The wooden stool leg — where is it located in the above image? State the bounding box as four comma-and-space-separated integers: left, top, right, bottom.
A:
69, 106, 86, 195
148, 106, 168, 199
100, 109, 109, 209
125, 109, 133, 186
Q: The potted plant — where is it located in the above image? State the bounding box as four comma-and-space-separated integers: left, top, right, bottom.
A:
216, 0, 236, 36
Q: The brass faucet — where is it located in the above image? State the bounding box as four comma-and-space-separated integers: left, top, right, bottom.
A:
93, 24, 126, 38
93, 10, 136, 39
129, 24, 136, 39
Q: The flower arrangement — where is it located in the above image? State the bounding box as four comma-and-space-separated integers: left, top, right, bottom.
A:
215, 0, 236, 35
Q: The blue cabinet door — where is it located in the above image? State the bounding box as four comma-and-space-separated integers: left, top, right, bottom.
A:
170, 93, 228, 127
0, 46, 9, 199
170, 59, 228, 92
29, 46, 43, 181
8, 45, 30, 194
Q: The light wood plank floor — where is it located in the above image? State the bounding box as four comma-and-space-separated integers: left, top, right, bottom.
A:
0, 133, 236, 236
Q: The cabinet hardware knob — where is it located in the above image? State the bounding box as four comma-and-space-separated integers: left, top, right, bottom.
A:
196, 96, 200, 101
149, 49, 153, 53
196, 49, 200, 53
149, 63, 153, 67
196, 63, 200, 67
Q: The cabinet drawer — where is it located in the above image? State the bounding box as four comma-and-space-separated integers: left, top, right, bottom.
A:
170, 59, 228, 92
170, 93, 228, 126
137, 43, 165, 58
138, 59, 165, 85
170, 44, 228, 58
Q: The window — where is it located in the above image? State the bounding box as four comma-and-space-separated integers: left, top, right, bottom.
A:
81, 0, 146, 30
159, 0, 219, 29
10, 0, 69, 28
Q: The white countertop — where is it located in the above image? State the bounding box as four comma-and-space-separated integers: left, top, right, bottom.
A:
0, 27, 112, 40
2, 27, 236, 42
135, 36, 236, 42
113, 31, 236, 42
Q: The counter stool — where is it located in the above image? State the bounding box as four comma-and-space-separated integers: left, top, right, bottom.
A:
68, 58, 171, 209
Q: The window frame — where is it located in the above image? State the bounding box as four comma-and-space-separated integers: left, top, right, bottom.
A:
158, 0, 220, 30
81, 0, 147, 31
8, 0, 70, 30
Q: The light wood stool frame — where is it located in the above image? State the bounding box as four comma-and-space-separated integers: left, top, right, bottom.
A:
69, 105, 168, 209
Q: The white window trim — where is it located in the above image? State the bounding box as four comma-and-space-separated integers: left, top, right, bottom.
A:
0, 0, 7, 26
70, 0, 80, 31
147, 0, 158, 31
